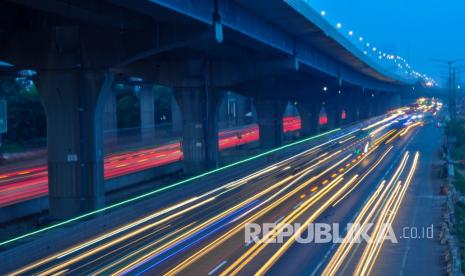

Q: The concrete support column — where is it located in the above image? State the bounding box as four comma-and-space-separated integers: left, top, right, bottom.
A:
140, 86, 155, 142
296, 102, 321, 137
103, 91, 117, 146
343, 91, 362, 124
374, 94, 387, 115
236, 94, 249, 126
37, 70, 113, 218
254, 99, 286, 149
391, 94, 402, 110
34, 26, 116, 219
175, 88, 223, 174
171, 96, 182, 134
346, 100, 360, 124
362, 94, 376, 119
325, 95, 343, 129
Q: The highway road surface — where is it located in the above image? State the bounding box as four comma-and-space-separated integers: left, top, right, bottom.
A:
0, 104, 442, 275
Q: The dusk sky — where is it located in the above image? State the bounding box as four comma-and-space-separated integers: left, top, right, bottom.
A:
309, 0, 465, 86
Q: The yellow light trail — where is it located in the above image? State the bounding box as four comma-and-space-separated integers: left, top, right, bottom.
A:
322, 181, 386, 276
25, 198, 216, 276
223, 145, 382, 275
322, 151, 411, 275
222, 177, 346, 276
356, 152, 419, 276
332, 146, 393, 207
167, 153, 353, 275
255, 175, 360, 275
362, 114, 399, 131
339, 135, 356, 144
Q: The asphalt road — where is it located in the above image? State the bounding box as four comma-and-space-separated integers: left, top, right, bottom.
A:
2, 109, 438, 275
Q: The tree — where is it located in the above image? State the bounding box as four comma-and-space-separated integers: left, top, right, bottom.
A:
0, 79, 46, 149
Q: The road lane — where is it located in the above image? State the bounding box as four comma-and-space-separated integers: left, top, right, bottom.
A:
2, 109, 421, 275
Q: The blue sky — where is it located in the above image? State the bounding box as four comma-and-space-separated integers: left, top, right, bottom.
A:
308, 0, 465, 85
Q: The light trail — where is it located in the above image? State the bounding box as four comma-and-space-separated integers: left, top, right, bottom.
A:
10, 127, 353, 275
4, 111, 417, 275
332, 146, 393, 207
0, 117, 302, 208
355, 152, 419, 275
1, 127, 343, 248
322, 151, 419, 276
255, 175, 360, 276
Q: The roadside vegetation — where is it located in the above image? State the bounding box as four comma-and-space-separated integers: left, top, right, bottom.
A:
0, 81, 173, 152
447, 118, 465, 272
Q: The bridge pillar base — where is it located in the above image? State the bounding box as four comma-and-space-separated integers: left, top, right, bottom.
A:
325, 99, 343, 130
37, 70, 113, 219
33, 26, 116, 219
347, 102, 360, 124
254, 99, 286, 149
175, 88, 223, 174
296, 102, 320, 137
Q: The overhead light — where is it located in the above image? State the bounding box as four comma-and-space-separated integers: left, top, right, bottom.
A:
336, 23, 342, 29
129, 76, 143, 82
0, 60, 13, 67
18, 69, 37, 77
321, 10, 326, 16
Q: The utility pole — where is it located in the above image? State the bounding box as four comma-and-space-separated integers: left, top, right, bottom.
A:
430, 58, 465, 120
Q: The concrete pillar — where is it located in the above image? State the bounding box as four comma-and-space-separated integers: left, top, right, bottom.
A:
391, 94, 402, 110
37, 70, 113, 218
362, 93, 376, 118
254, 99, 286, 149
374, 94, 387, 115
341, 90, 361, 124
346, 100, 360, 124
140, 86, 155, 142
236, 94, 249, 126
171, 95, 182, 134
296, 102, 321, 137
218, 94, 229, 128
34, 26, 116, 219
175, 88, 223, 174
103, 91, 117, 146
325, 95, 343, 129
